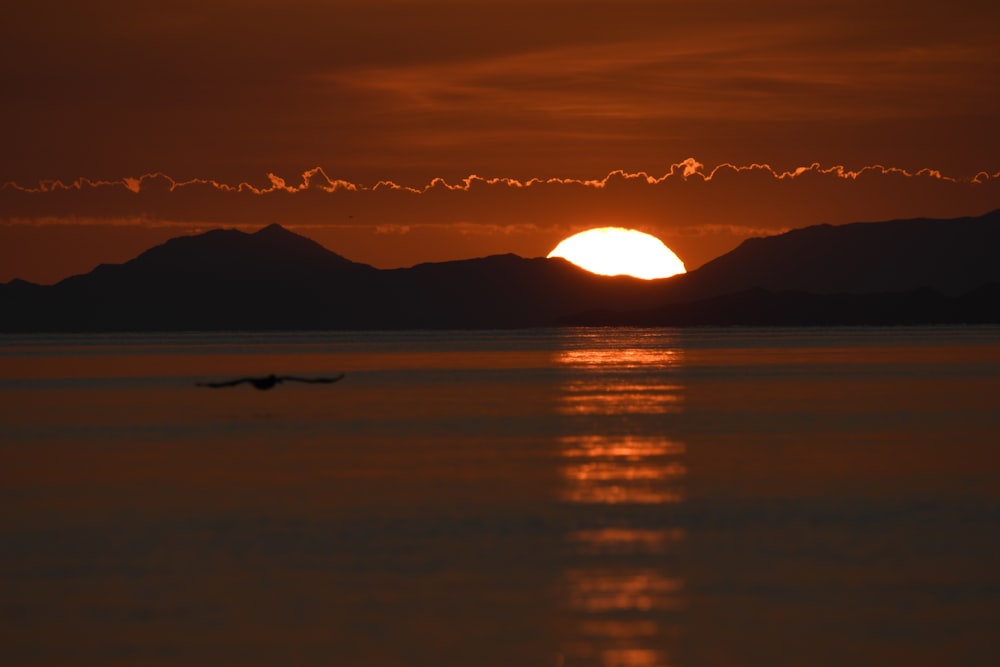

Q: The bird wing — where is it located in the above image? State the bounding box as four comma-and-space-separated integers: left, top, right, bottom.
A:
280, 374, 346, 384
196, 378, 252, 388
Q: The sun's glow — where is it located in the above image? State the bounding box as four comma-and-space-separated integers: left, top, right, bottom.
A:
548, 227, 686, 280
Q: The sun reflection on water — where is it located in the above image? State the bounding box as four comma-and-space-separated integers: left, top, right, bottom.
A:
557, 347, 684, 369
562, 436, 685, 460
555, 330, 686, 667
570, 528, 686, 557
561, 435, 686, 505
565, 569, 685, 613
559, 381, 684, 416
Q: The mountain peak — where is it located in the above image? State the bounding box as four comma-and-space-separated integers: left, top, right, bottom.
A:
59, 223, 374, 288
254, 223, 296, 237
248, 223, 371, 271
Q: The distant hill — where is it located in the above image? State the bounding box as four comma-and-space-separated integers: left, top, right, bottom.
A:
1, 211, 998, 331
0, 224, 667, 331
667, 209, 1000, 301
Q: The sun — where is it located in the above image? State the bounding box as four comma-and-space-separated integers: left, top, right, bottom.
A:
548, 227, 686, 280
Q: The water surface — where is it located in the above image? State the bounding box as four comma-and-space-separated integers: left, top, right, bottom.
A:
2, 327, 998, 666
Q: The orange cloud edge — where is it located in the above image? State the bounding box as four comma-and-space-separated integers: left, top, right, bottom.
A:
4, 158, 999, 196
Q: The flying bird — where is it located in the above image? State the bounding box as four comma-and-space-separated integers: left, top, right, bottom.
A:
196, 373, 345, 390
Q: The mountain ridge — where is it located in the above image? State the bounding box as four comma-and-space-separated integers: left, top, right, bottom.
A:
660, 209, 1000, 302
2, 210, 998, 331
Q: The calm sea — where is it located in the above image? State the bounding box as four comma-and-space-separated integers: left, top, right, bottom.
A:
1, 327, 998, 667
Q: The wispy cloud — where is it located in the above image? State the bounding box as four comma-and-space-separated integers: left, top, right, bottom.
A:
325, 24, 999, 124
5, 159, 996, 197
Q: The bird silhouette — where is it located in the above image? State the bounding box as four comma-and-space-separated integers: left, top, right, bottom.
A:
196, 373, 345, 390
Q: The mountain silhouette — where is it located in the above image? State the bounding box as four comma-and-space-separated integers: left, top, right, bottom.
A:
2, 211, 998, 331
666, 210, 1000, 302
0, 224, 667, 331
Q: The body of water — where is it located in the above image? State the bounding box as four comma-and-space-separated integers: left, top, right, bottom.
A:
2, 327, 999, 666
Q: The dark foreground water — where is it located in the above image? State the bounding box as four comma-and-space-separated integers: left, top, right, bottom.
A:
2, 327, 998, 666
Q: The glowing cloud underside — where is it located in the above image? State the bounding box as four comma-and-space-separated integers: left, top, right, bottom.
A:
548, 227, 686, 280
3, 159, 997, 196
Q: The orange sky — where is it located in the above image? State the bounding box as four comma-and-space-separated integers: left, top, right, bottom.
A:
3, 0, 999, 284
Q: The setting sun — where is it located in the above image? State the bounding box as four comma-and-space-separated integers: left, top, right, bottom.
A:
548, 227, 687, 280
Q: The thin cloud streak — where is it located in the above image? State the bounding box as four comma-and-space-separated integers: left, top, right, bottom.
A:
326, 28, 998, 123
4, 159, 996, 197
